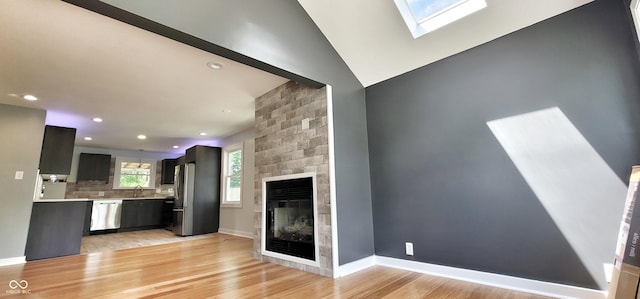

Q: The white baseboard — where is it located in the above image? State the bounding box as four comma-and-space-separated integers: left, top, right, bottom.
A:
336, 255, 377, 277
218, 228, 253, 239
0, 256, 26, 267
375, 256, 606, 299
335, 255, 605, 299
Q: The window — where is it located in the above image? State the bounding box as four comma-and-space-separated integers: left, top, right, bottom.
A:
221, 143, 243, 207
113, 157, 157, 189
394, 0, 487, 38
406, 0, 465, 23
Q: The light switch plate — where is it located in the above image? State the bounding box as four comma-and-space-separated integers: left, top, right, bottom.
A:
302, 118, 310, 130
14, 171, 24, 180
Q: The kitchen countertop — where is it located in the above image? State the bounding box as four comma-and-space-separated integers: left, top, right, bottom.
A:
33, 197, 172, 202
95, 197, 171, 201
33, 198, 90, 202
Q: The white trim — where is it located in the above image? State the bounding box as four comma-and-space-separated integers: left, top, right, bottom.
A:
326, 85, 340, 278
335, 255, 606, 298
221, 142, 244, 208
217, 228, 253, 239
394, 0, 487, 38
0, 256, 26, 267
631, 0, 640, 43
261, 172, 320, 267
336, 255, 376, 277
375, 256, 606, 299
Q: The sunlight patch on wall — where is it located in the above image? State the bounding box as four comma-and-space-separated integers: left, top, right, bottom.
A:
487, 107, 627, 290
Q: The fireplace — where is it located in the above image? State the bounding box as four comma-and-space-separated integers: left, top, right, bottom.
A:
262, 173, 318, 265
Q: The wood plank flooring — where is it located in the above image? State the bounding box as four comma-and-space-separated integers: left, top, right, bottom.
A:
0, 234, 553, 298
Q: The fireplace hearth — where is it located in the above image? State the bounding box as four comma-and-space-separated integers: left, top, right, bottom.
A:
264, 176, 316, 261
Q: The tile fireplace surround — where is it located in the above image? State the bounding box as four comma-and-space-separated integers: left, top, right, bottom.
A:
253, 81, 332, 277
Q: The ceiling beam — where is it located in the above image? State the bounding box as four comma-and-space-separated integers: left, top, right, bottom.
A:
62, 0, 324, 89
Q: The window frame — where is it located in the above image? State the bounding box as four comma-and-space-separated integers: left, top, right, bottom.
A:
394, 0, 487, 39
112, 156, 157, 190
221, 143, 243, 208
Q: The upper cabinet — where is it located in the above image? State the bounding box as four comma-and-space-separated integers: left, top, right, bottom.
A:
161, 159, 177, 185
39, 125, 76, 174
77, 153, 111, 182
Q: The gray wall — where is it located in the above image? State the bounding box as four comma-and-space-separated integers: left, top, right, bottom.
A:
219, 129, 256, 238
365, 0, 640, 290
0, 104, 46, 260
89, 0, 375, 264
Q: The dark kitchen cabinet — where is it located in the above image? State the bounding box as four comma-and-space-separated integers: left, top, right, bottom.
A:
25, 201, 87, 261
39, 125, 76, 174
161, 159, 177, 185
119, 199, 164, 231
77, 153, 111, 182
120, 200, 139, 229
184, 145, 221, 235
138, 200, 164, 226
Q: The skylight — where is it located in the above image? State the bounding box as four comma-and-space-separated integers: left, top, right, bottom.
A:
394, 0, 487, 39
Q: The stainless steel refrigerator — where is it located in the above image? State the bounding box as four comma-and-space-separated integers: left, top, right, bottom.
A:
173, 163, 195, 236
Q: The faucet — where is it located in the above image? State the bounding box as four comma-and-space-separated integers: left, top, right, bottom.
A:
133, 185, 143, 198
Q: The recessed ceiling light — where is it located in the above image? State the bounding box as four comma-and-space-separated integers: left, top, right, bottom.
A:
92, 117, 103, 123
7, 93, 18, 97
137, 135, 147, 140
199, 132, 207, 136
221, 109, 231, 113
23, 94, 38, 101
206, 62, 223, 70
84, 137, 93, 141
173, 145, 179, 149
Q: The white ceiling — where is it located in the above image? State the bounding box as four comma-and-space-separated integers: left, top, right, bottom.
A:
0, 0, 595, 155
297, 0, 594, 87
0, 0, 288, 154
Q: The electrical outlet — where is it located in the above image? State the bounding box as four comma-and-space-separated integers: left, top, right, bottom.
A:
302, 118, 310, 130
98, 191, 105, 197
405, 242, 414, 256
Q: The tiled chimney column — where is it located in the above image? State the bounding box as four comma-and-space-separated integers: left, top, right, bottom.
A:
254, 81, 332, 277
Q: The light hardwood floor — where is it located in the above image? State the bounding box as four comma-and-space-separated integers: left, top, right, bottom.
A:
0, 234, 553, 298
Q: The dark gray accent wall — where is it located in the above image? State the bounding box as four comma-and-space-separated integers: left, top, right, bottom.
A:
75, 0, 374, 265
0, 104, 46, 260
366, 0, 640, 290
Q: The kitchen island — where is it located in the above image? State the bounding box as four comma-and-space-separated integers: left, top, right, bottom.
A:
25, 197, 172, 261
25, 199, 89, 261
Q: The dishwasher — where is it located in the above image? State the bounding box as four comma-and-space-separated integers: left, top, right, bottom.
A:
90, 199, 122, 231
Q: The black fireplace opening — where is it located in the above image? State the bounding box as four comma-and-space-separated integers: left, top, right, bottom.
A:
265, 177, 315, 261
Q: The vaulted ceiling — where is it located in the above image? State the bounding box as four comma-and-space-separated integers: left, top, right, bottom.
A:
0, 0, 594, 154
297, 0, 593, 87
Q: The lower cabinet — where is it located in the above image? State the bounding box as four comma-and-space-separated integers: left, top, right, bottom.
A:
120, 199, 165, 231
120, 200, 139, 229
25, 201, 87, 261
